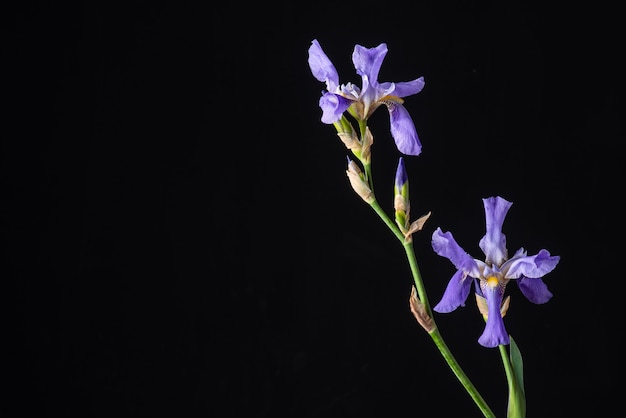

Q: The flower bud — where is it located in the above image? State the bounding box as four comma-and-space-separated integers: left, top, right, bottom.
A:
394, 157, 410, 230
346, 158, 375, 203
393, 157, 430, 242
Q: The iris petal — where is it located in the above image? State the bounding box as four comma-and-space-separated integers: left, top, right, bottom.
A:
387, 103, 422, 156
517, 277, 553, 304
319, 93, 352, 124
478, 285, 510, 347
392, 77, 426, 98
377, 81, 399, 98
478, 196, 512, 266
432, 228, 481, 277
433, 270, 473, 313
505, 249, 560, 279
352, 43, 388, 84
308, 39, 339, 91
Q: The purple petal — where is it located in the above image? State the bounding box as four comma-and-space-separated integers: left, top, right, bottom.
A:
391, 77, 426, 98
477, 285, 510, 347
387, 102, 421, 156
473, 279, 484, 298
432, 228, 482, 277
433, 270, 473, 313
516, 277, 553, 304
505, 249, 560, 279
352, 43, 387, 85
308, 39, 339, 91
478, 196, 512, 266
319, 93, 351, 124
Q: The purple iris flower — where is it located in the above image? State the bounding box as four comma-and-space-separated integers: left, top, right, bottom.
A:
431, 196, 560, 348
307, 39, 425, 156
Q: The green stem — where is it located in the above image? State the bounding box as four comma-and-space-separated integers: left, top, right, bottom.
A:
364, 162, 374, 194
498, 344, 514, 391
402, 242, 432, 315
368, 200, 496, 418
429, 329, 496, 418
369, 200, 404, 242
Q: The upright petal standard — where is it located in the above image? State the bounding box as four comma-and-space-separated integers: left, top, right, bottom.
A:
431, 196, 560, 347
307, 39, 425, 156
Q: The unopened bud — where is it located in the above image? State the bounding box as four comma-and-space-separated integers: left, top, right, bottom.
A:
394, 157, 411, 233
394, 157, 409, 199
346, 159, 375, 203
392, 157, 431, 243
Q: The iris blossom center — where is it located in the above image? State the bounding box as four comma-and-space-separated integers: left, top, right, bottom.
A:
486, 276, 499, 288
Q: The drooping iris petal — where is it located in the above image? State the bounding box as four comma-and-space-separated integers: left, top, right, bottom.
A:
504, 249, 560, 279
308, 39, 339, 91
433, 270, 473, 313
319, 92, 352, 124
478, 285, 510, 347
387, 102, 422, 156
432, 228, 482, 277
479, 196, 512, 266
516, 276, 553, 304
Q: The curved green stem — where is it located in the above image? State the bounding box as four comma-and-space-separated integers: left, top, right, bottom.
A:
368, 200, 496, 418
429, 329, 496, 418
405, 239, 495, 418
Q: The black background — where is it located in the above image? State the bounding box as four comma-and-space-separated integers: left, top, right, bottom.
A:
3, 1, 622, 417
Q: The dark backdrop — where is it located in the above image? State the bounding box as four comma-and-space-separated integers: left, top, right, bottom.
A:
3, 1, 621, 417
